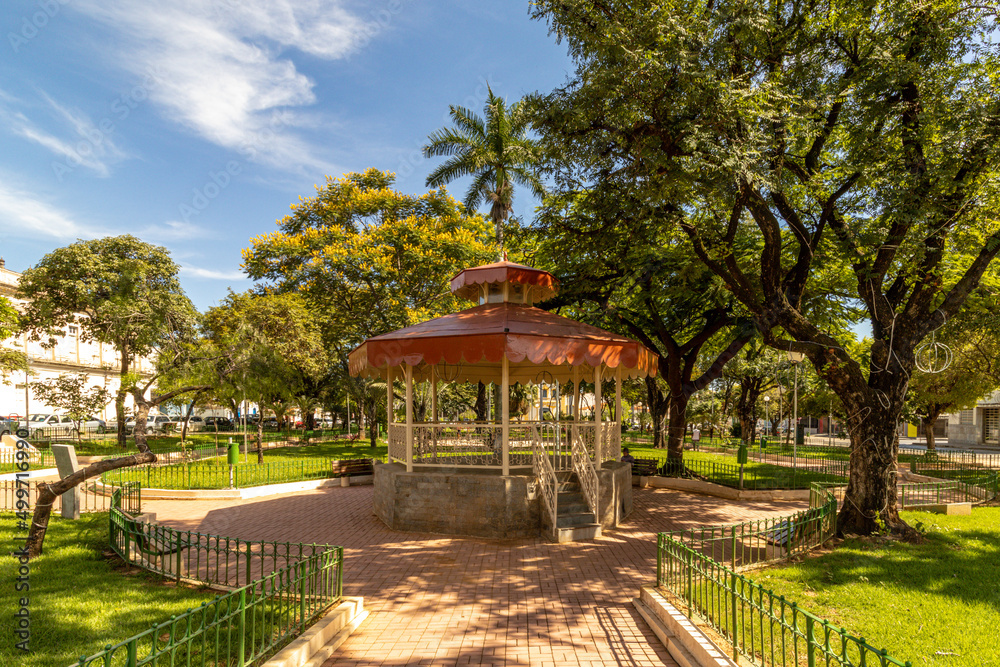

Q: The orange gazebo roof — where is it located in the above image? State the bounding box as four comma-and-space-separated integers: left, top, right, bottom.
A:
348, 302, 658, 383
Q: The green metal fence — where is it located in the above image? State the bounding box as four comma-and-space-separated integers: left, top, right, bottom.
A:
80, 486, 344, 666
653, 456, 848, 490
0, 447, 57, 472
101, 457, 334, 490
656, 483, 910, 666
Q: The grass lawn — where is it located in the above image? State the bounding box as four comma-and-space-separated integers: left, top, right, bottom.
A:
0, 513, 218, 667
750, 508, 1000, 666
622, 446, 847, 489
261, 439, 387, 462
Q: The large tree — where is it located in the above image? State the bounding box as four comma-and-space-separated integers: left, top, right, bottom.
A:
18, 235, 197, 449
29, 373, 111, 444
243, 169, 496, 442
204, 291, 329, 461
20, 238, 211, 556
533, 1, 1000, 537
533, 189, 752, 460
0, 296, 27, 379
424, 86, 545, 249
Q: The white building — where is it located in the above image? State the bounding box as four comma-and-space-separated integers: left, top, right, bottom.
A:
0, 259, 153, 421
946, 389, 1000, 448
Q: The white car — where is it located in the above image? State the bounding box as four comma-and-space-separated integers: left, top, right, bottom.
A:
20, 414, 73, 438
19, 414, 107, 438
125, 415, 174, 435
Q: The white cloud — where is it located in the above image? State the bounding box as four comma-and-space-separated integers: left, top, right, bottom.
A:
138, 220, 213, 243
0, 183, 104, 240
71, 0, 369, 172
179, 265, 249, 281
0, 93, 127, 177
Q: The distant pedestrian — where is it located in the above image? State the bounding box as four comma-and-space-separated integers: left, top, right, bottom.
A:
621, 447, 635, 464
692, 427, 701, 450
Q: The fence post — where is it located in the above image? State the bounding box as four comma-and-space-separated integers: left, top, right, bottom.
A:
656, 534, 663, 587
730, 570, 739, 661
175, 531, 182, 583
337, 547, 344, 600
686, 549, 693, 617
237, 586, 246, 666
300, 562, 308, 632
806, 615, 816, 667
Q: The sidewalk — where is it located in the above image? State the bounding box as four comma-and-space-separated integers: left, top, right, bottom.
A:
147, 486, 806, 666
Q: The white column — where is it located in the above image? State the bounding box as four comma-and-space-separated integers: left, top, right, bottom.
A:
405, 365, 413, 473
615, 367, 623, 460
594, 364, 603, 463
502, 356, 510, 475
431, 366, 438, 460
572, 365, 581, 460
386, 367, 394, 460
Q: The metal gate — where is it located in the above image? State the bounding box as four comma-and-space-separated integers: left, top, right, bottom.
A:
984, 408, 999, 445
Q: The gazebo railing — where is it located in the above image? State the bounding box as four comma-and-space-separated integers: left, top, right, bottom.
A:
532, 426, 558, 535
571, 433, 599, 519
387, 420, 618, 469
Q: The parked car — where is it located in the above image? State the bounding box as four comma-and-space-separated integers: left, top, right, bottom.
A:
203, 416, 234, 431
18, 414, 73, 438
0, 416, 13, 436
124, 415, 174, 435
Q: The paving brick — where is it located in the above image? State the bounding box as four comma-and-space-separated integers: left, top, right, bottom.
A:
146, 484, 805, 666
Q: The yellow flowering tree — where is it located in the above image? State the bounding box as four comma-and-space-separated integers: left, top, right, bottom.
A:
242, 169, 496, 444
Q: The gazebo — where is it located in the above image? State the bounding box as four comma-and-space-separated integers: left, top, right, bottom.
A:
349, 260, 658, 541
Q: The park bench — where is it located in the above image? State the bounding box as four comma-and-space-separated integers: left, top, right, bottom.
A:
630, 458, 660, 477
764, 506, 826, 548
331, 457, 375, 478
124, 517, 193, 557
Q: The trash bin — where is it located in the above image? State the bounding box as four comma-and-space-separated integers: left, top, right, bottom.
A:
759, 436, 767, 449
227, 439, 239, 465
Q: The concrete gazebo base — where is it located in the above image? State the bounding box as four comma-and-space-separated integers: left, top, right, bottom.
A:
373, 462, 633, 539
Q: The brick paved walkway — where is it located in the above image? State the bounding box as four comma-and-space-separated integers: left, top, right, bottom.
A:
146, 486, 805, 666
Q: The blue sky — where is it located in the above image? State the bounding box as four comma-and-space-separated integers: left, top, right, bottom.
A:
0, 1, 572, 310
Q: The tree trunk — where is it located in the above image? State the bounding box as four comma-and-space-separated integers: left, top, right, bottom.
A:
115, 348, 130, 450
475, 381, 488, 421
645, 377, 669, 450
835, 386, 918, 539
736, 376, 762, 446
922, 416, 936, 451
256, 420, 264, 464
665, 393, 689, 462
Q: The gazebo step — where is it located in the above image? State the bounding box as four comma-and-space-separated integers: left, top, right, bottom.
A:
556, 512, 599, 528
554, 523, 602, 543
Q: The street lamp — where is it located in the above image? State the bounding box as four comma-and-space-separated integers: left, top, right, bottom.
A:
787, 351, 805, 468
763, 396, 771, 440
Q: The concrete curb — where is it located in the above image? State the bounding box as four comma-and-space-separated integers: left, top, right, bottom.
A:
642, 476, 811, 502
98, 477, 352, 500
263, 597, 368, 667
633, 586, 738, 667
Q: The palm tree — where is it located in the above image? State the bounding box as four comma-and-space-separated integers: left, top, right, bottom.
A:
423, 86, 544, 249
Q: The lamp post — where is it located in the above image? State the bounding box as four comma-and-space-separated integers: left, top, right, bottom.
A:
763, 396, 771, 441
787, 351, 805, 468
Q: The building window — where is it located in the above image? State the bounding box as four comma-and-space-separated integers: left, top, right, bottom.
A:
68, 326, 78, 335
960, 410, 974, 425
